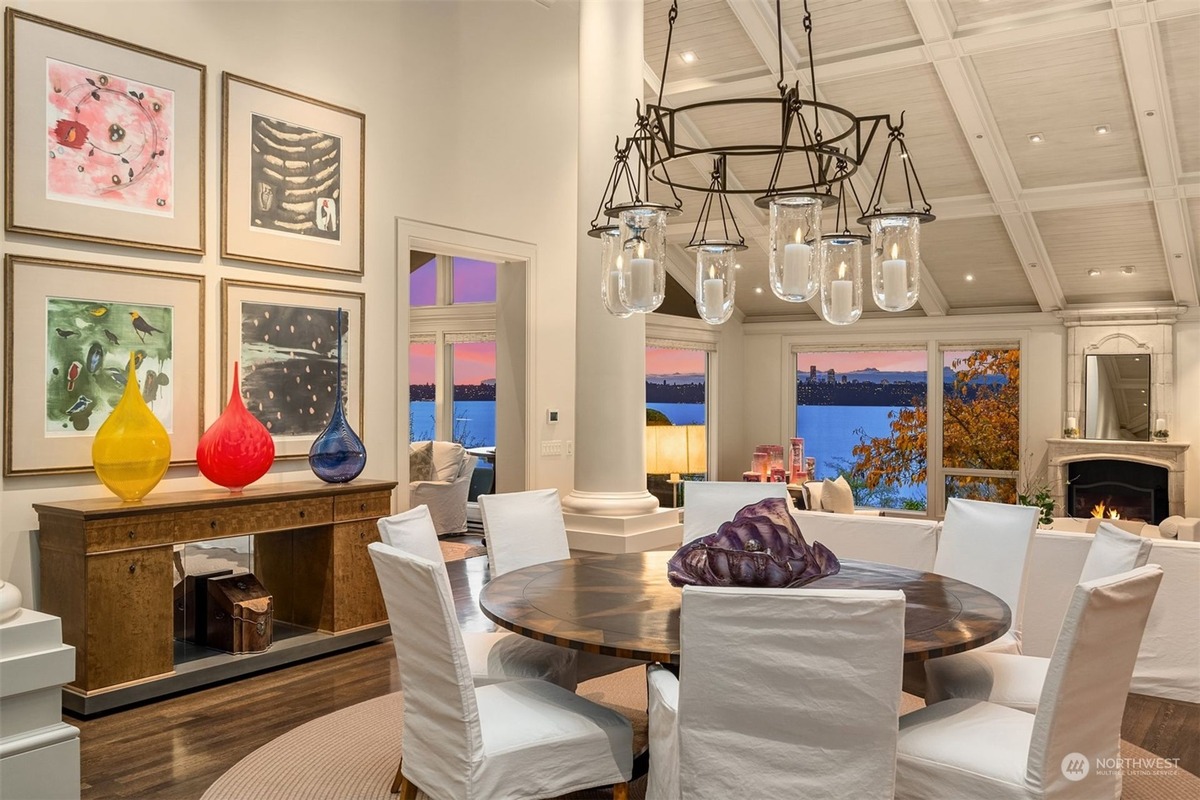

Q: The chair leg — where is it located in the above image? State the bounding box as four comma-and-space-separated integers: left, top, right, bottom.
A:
612, 781, 630, 800
398, 776, 420, 800
389, 759, 404, 794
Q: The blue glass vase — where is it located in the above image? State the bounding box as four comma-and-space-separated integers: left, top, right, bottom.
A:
309, 309, 366, 483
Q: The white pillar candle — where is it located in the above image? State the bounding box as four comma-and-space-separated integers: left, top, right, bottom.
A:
606, 269, 622, 303
882, 258, 907, 308
702, 278, 724, 314
630, 258, 654, 307
1066, 416, 1077, 431
830, 279, 852, 322
1155, 418, 1166, 431
782, 242, 811, 295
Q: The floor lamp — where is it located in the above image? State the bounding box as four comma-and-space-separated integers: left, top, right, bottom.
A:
645, 424, 708, 507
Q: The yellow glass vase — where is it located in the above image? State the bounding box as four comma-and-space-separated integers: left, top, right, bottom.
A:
91, 355, 171, 501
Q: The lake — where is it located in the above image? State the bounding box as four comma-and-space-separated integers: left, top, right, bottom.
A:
409, 400, 496, 447
797, 404, 926, 506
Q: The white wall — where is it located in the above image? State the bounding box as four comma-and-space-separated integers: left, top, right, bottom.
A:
1177, 311, 1199, 512
0, 0, 581, 605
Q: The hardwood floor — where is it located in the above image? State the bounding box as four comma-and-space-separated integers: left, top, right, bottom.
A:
70, 554, 1199, 798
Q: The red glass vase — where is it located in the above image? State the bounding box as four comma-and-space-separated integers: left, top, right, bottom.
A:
196, 362, 275, 491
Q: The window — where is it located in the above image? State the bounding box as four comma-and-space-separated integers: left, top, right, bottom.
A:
646, 345, 708, 506
796, 350, 928, 511
941, 348, 1020, 506
410, 254, 437, 307
408, 340, 436, 441
451, 257, 497, 304
451, 340, 496, 447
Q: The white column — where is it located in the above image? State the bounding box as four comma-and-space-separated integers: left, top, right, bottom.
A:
564, 0, 675, 542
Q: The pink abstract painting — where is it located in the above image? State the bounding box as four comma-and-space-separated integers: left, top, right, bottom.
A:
45, 58, 175, 217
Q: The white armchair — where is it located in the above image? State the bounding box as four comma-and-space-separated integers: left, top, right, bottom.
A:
409, 441, 478, 535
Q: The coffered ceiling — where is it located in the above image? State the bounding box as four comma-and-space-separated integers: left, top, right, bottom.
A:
641, 0, 1200, 321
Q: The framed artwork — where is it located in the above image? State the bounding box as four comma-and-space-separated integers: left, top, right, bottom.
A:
221, 73, 365, 275
4, 9, 206, 254
221, 279, 365, 460
4, 254, 205, 476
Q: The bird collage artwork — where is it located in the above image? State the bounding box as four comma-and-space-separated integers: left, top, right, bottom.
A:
44, 297, 174, 436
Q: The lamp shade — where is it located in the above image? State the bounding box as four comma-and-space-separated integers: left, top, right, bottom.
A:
645, 424, 707, 476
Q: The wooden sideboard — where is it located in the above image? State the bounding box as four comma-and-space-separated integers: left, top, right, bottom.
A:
35, 479, 397, 715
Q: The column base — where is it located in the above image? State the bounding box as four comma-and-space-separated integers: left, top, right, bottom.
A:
561, 489, 660, 516
564, 507, 683, 554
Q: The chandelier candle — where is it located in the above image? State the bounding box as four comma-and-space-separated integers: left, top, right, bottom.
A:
831, 274, 852, 322
703, 278, 724, 313
629, 256, 654, 308
783, 233, 812, 296
881, 246, 907, 309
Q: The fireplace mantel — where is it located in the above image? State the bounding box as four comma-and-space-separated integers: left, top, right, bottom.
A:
1046, 438, 1190, 518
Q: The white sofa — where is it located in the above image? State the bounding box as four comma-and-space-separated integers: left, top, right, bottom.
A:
788, 510, 1200, 703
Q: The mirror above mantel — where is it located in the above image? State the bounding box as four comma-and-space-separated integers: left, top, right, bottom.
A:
1084, 354, 1151, 441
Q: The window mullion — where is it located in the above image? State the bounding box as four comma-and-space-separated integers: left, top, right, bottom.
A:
927, 340, 944, 517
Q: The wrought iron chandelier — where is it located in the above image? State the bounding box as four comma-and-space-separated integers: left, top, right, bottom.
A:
588, 0, 935, 326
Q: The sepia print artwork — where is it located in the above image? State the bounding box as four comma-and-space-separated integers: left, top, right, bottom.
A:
44, 297, 175, 435
46, 57, 175, 216
238, 302, 348, 436
249, 113, 340, 240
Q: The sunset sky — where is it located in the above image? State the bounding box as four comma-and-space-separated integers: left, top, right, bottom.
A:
795, 350, 928, 373
410, 257, 497, 306
408, 340, 496, 385
646, 347, 705, 377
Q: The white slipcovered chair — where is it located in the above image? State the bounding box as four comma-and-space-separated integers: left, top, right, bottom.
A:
681, 481, 792, 543
895, 565, 1163, 800
367, 542, 633, 800
934, 498, 1039, 654
409, 440, 477, 535
924, 522, 1153, 712
479, 489, 644, 681
647, 585, 906, 800
376, 505, 576, 691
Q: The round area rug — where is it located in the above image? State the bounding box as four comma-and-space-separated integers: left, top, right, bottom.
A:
202, 668, 1198, 800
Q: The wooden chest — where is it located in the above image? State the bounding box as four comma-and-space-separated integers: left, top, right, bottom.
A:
206, 573, 273, 654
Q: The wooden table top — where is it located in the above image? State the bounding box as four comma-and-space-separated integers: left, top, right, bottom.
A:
480, 551, 1011, 665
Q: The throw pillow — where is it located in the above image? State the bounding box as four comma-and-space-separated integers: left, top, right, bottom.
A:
409, 441, 434, 482
820, 476, 855, 515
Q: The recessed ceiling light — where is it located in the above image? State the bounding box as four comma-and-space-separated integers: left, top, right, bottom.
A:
1087, 268, 1101, 277
680, 51, 697, 64
1094, 124, 1110, 135
964, 274, 975, 282
734, 262, 742, 269
1120, 265, 1136, 275
1028, 132, 1045, 144
754, 286, 763, 294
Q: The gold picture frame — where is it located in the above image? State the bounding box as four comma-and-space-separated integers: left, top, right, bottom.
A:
220, 279, 365, 460
5, 9, 206, 254
221, 73, 365, 275
4, 254, 205, 476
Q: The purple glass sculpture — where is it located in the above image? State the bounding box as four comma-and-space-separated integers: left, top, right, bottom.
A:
309, 308, 366, 483
667, 497, 840, 588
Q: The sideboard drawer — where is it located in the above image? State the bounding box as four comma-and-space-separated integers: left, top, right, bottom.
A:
333, 492, 392, 522
177, 498, 334, 540
85, 513, 177, 552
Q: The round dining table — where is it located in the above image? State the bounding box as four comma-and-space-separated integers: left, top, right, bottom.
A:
480, 551, 1011, 665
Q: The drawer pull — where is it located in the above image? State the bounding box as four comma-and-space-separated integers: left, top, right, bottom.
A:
210, 520, 218, 529
359, 530, 366, 540
128, 563, 137, 574
360, 502, 367, 512
299, 510, 306, 519
128, 530, 136, 539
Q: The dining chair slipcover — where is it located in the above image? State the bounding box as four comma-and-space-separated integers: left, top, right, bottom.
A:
790, 510, 940, 571
935, 498, 1039, 654
896, 565, 1163, 800
376, 507, 577, 691
924, 523, 1154, 712
647, 585, 906, 800
367, 543, 632, 800
479, 489, 643, 682
681, 481, 791, 543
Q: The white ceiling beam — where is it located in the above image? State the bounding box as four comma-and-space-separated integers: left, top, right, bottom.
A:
905, 0, 1067, 313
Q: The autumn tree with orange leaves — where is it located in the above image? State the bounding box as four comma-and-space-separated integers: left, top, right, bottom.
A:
851, 349, 1020, 504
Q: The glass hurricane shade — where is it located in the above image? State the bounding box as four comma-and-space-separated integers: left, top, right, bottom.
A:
617, 208, 667, 313
91, 354, 171, 502
820, 236, 865, 326
768, 196, 822, 302
196, 362, 275, 492
599, 226, 633, 318
694, 246, 737, 325
868, 215, 922, 311
309, 311, 366, 483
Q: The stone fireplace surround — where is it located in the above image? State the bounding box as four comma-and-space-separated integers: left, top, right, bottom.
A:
1046, 438, 1189, 519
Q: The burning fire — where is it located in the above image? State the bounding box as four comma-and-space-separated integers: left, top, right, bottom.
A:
1091, 502, 1106, 518
1090, 501, 1121, 520
1108, 508, 1121, 520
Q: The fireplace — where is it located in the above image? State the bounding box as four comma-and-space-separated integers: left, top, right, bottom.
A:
1046, 438, 1189, 522
1067, 459, 1168, 524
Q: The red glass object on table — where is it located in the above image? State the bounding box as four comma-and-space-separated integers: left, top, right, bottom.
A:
196, 362, 275, 491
